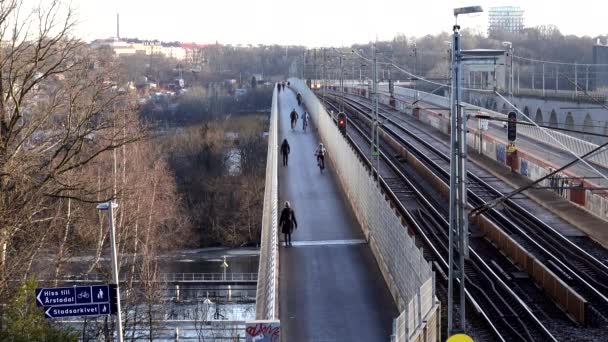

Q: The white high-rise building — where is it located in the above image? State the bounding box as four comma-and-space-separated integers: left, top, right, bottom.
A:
488, 6, 524, 36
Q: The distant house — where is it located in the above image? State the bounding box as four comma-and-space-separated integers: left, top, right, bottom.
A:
90, 38, 188, 60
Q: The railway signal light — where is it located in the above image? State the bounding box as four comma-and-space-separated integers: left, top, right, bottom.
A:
507, 111, 517, 142
337, 112, 347, 135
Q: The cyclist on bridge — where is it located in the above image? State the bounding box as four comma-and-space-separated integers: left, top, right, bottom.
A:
302, 111, 310, 131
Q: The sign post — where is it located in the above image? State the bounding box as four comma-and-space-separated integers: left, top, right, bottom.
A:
97, 201, 124, 342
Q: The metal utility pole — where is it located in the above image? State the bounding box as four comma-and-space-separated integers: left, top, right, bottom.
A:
449, 5, 482, 335
575, 62, 578, 96
359, 64, 363, 84
97, 201, 124, 342
510, 45, 514, 101
340, 55, 344, 113
542, 63, 546, 96
532, 64, 535, 90
502, 41, 514, 100
371, 42, 380, 176
372, 44, 380, 177
301, 50, 305, 79
517, 65, 520, 93
413, 44, 418, 92
586, 65, 589, 92
555, 65, 559, 92
322, 49, 326, 105
316, 49, 320, 87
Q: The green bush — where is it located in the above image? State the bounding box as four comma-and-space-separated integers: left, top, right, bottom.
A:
0, 278, 78, 342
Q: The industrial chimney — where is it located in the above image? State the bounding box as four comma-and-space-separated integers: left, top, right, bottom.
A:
116, 13, 120, 40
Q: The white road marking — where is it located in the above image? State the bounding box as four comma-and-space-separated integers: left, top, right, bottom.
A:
286, 239, 367, 247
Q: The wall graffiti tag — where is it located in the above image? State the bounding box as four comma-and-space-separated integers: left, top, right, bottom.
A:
245, 320, 280, 342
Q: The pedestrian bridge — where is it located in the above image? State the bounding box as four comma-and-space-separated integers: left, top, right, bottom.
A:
255, 79, 439, 341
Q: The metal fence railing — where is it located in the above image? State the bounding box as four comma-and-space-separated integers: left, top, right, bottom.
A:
255, 85, 279, 320
392, 277, 438, 342
55, 273, 258, 283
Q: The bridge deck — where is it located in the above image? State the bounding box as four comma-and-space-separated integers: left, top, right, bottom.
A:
277, 89, 397, 341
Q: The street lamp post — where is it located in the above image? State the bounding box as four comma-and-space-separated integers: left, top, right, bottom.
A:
96, 201, 124, 342
449, 5, 483, 336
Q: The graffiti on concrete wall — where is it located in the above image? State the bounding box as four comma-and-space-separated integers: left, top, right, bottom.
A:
496, 144, 506, 164
245, 320, 280, 342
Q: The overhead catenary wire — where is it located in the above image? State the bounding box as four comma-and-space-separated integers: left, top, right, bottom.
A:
382, 56, 496, 93
470, 139, 608, 216
324, 51, 608, 182
555, 69, 608, 112
513, 55, 608, 67
495, 91, 608, 184
474, 115, 608, 138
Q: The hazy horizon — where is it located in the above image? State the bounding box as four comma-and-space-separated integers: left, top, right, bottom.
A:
74, 0, 608, 47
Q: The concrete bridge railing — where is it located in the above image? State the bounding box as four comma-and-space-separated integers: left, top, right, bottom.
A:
289, 78, 439, 340
255, 85, 279, 320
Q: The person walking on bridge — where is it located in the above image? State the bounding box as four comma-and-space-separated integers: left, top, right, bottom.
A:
290, 108, 299, 130
280, 201, 298, 247
302, 111, 309, 132
280, 138, 290, 166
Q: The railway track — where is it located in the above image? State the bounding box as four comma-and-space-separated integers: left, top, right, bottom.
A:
323, 100, 557, 342
334, 94, 608, 329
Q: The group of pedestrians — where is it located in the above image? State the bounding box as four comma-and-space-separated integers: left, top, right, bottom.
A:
290, 108, 309, 131
278, 88, 329, 247
277, 81, 290, 93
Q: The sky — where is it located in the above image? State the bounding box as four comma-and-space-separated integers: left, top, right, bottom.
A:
73, 0, 608, 46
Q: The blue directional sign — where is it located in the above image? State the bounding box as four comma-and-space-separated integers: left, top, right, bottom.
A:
44, 303, 112, 318
36, 287, 77, 307
36, 284, 115, 319
91, 285, 110, 304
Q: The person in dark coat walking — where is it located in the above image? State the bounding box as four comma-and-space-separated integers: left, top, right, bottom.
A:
279, 201, 297, 246
280, 138, 290, 166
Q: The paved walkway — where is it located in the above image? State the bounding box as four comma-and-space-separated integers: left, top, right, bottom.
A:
277, 89, 398, 341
